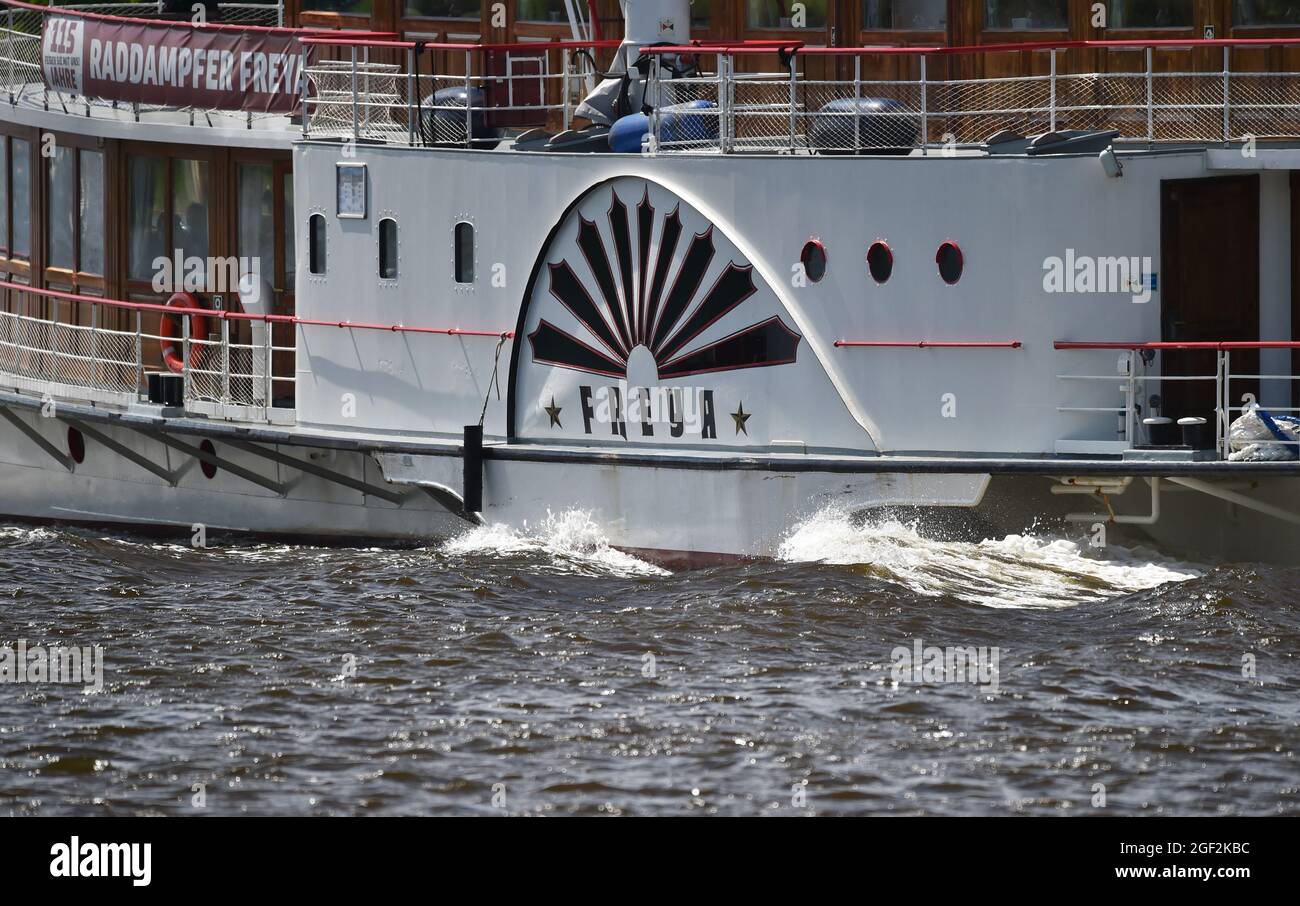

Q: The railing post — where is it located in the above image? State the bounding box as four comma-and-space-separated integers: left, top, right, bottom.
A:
264, 317, 274, 411
1220, 349, 1231, 457
719, 53, 731, 154
1049, 48, 1057, 133
919, 54, 928, 155
7, 10, 14, 106
350, 46, 359, 144
181, 311, 191, 405
1222, 45, 1230, 144
1145, 46, 1154, 142
91, 302, 100, 389
300, 44, 310, 138
221, 316, 230, 403
464, 50, 473, 149
788, 53, 797, 154
853, 54, 861, 153
406, 47, 416, 146
135, 311, 143, 398
362, 46, 372, 134
1125, 350, 1136, 448
562, 48, 572, 132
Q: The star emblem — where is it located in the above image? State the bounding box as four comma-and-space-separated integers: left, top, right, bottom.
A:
543, 396, 562, 428
731, 402, 751, 436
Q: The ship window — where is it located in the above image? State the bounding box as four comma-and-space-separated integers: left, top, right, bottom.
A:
309, 214, 326, 275
454, 221, 474, 283
10, 137, 29, 261
0, 139, 7, 257
985, 0, 1067, 30
237, 162, 274, 289
128, 155, 166, 281
300, 0, 373, 13
283, 172, 296, 292
936, 241, 963, 284
1107, 1, 1192, 28
867, 241, 893, 284
79, 151, 105, 276
405, 0, 480, 17
47, 147, 75, 271
748, 0, 828, 28
800, 239, 827, 283
515, 0, 568, 23
690, 0, 710, 28
173, 160, 210, 263
1234, 0, 1295, 25
863, 0, 946, 29
379, 218, 398, 279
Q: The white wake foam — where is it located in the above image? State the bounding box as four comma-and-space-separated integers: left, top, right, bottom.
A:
777, 508, 1199, 608
442, 509, 670, 577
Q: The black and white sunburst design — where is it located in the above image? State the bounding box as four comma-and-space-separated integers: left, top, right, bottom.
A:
528, 187, 800, 380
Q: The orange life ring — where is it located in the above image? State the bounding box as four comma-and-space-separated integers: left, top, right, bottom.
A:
158, 292, 209, 374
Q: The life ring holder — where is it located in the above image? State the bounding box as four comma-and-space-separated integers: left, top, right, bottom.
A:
158, 292, 210, 374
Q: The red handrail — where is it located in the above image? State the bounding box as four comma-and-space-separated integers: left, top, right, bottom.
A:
643, 35, 1300, 57
0, 279, 513, 340
1056, 340, 1300, 350
297, 35, 622, 52
835, 340, 1022, 348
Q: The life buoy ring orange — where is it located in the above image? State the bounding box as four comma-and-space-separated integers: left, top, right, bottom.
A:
158, 292, 209, 374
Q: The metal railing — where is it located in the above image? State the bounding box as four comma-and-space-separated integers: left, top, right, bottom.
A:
1054, 341, 1300, 459
299, 34, 621, 145
642, 39, 1300, 155
0, 279, 515, 425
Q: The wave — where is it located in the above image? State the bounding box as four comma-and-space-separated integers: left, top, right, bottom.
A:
442, 509, 670, 577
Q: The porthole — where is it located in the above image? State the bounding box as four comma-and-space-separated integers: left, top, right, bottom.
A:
866, 241, 893, 284
800, 239, 827, 283
308, 213, 327, 275
199, 439, 218, 479
936, 241, 963, 285
379, 217, 398, 279
454, 221, 475, 284
67, 426, 85, 464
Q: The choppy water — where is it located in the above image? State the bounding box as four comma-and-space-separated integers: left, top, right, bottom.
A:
1, 510, 1297, 816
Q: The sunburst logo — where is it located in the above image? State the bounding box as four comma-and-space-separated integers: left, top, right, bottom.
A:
528, 187, 800, 380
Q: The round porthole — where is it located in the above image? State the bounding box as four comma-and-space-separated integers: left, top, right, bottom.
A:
937, 241, 963, 285
67, 427, 85, 464
199, 439, 218, 479
867, 241, 893, 284
800, 239, 827, 283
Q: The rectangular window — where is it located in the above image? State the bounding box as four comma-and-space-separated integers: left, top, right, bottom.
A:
690, 0, 710, 29
283, 171, 295, 292
79, 150, 105, 276
863, 0, 947, 29
985, 0, 1068, 29
747, 0, 828, 28
404, 0, 480, 17
173, 159, 210, 263
309, 214, 327, 275
128, 155, 166, 281
515, 0, 568, 23
1234, 0, 1300, 26
47, 146, 75, 271
1108, 0, 1193, 28
238, 162, 274, 288
300, 0, 373, 13
10, 138, 29, 261
0, 139, 8, 257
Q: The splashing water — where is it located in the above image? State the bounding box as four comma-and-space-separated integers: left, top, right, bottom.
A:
443, 509, 670, 577
777, 508, 1200, 608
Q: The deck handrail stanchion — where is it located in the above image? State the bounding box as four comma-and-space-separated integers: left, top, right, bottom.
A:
1049, 48, 1057, 133
350, 45, 359, 145
1222, 45, 1230, 144
464, 49, 472, 149
562, 47, 572, 132
919, 54, 928, 155
853, 54, 861, 153
1145, 46, 1153, 142
221, 316, 230, 403
362, 45, 371, 135
264, 314, 274, 411
134, 311, 143, 398
722, 52, 733, 153
90, 301, 100, 389
788, 51, 797, 154
406, 47, 415, 146
300, 44, 309, 138
182, 310, 191, 404
1125, 349, 1135, 447
7, 10, 14, 106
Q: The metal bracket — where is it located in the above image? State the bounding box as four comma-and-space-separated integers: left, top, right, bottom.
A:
140, 429, 289, 497
1060, 476, 1161, 525
0, 407, 75, 472
221, 438, 409, 506
63, 418, 180, 486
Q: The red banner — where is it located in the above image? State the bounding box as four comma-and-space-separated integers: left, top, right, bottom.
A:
42, 13, 303, 114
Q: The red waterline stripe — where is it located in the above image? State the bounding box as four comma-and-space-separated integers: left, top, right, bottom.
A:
835, 340, 1022, 348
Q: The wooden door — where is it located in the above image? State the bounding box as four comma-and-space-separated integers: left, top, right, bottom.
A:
1160, 174, 1259, 420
